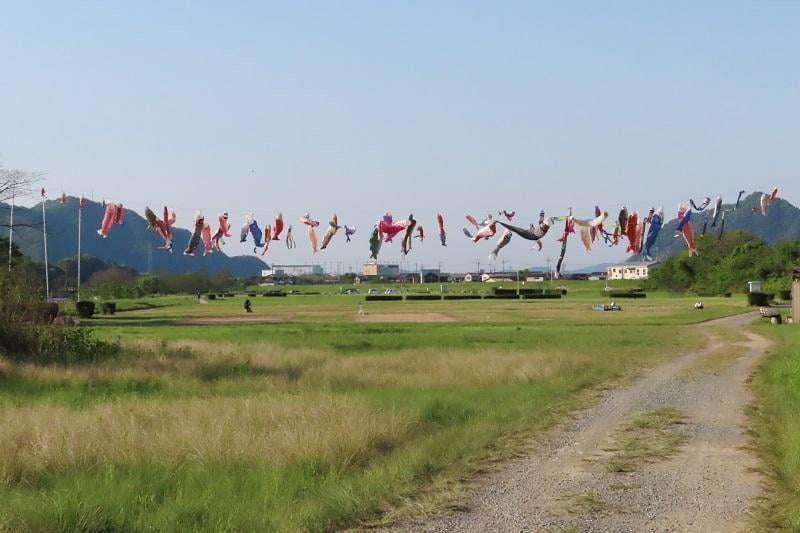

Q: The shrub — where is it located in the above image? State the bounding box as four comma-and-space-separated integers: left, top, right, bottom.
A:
605, 290, 647, 299
208, 294, 217, 300
521, 293, 561, 299
493, 288, 541, 296
365, 295, 403, 301
36, 326, 120, 364
101, 302, 116, 315
483, 294, 520, 299
442, 295, 482, 300
0, 321, 119, 364
747, 292, 770, 306
75, 301, 96, 318
779, 290, 792, 301
37, 302, 59, 323
405, 295, 442, 301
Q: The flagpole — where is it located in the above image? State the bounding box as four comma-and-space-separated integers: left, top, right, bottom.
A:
77, 197, 82, 300
7, 181, 14, 272
41, 189, 50, 301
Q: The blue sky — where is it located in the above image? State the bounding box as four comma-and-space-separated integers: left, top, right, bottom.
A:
1, 1, 798, 272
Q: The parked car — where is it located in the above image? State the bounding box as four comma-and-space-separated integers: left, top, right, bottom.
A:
368, 288, 381, 295
384, 289, 400, 295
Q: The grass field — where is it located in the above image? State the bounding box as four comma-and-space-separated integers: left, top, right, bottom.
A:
751, 322, 800, 531
0, 284, 749, 532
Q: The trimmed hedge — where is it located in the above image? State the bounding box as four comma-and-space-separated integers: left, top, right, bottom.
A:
38, 302, 59, 323
405, 295, 442, 301
263, 291, 287, 297
100, 302, 117, 315
747, 292, 771, 306
75, 301, 95, 319
493, 288, 540, 296
483, 294, 520, 299
604, 290, 647, 299
443, 295, 482, 300
521, 293, 561, 299
207, 294, 217, 300
365, 295, 403, 301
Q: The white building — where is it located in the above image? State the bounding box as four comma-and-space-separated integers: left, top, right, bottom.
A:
262, 264, 324, 277
607, 262, 654, 280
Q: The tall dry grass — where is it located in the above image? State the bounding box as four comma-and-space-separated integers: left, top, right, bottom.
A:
0, 394, 412, 487
4, 338, 602, 389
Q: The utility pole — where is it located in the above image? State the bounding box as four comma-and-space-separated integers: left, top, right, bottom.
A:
7, 178, 14, 272
77, 196, 83, 300
41, 189, 50, 301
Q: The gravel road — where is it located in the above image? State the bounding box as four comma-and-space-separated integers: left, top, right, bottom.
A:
384, 312, 769, 532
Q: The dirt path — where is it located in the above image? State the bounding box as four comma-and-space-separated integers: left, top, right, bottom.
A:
388, 312, 769, 532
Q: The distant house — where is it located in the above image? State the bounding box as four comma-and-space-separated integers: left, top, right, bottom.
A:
451, 273, 481, 283
607, 262, 655, 280
587, 271, 607, 281
361, 262, 400, 277
420, 270, 446, 283
262, 264, 323, 277
481, 272, 515, 283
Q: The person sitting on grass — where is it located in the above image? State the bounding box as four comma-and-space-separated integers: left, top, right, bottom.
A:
244, 299, 252, 313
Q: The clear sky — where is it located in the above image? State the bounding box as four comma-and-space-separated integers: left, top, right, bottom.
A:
1, 1, 798, 272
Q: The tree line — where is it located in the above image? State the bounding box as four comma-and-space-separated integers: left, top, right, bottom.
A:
644, 230, 799, 295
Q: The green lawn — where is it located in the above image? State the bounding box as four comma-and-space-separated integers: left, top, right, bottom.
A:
751, 321, 800, 532
0, 288, 750, 532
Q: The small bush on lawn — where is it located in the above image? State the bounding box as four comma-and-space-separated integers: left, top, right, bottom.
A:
76, 301, 96, 318
747, 292, 771, 306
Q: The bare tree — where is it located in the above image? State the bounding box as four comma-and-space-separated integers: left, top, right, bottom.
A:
0, 164, 44, 204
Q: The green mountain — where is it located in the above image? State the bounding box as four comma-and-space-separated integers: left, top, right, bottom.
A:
631, 192, 800, 261
0, 197, 268, 277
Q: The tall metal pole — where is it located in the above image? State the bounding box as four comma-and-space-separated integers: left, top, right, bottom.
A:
77, 198, 82, 300
7, 181, 14, 271
41, 189, 50, 301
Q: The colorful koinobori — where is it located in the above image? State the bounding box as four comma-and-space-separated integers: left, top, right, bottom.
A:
80, 188, 781, 275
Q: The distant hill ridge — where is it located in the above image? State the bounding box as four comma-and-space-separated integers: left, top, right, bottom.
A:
0, 197, 268, 277
629, 192, 800, 261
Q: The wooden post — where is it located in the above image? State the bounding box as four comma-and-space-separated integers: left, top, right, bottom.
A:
792, 269, 800, 325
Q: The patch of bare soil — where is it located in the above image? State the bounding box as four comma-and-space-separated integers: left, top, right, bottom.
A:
176, 316, 285, 325
382, 312, 769, 532
355, 313, 455, 323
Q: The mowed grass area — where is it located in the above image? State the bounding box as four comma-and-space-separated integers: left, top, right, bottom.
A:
751, 322, 800, 531
0, 288, 747, 531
